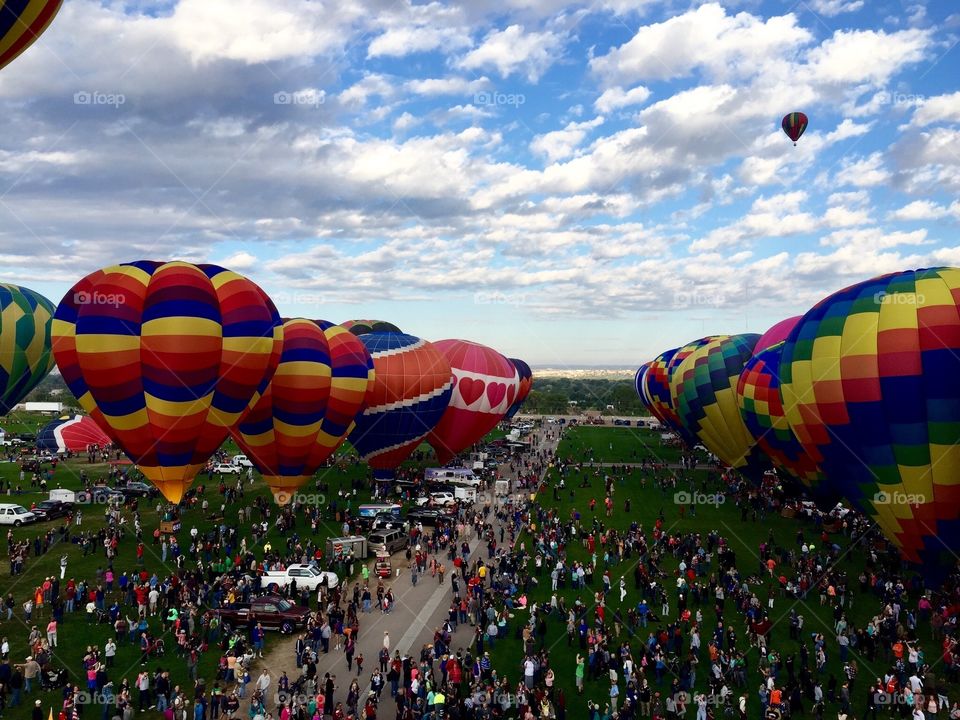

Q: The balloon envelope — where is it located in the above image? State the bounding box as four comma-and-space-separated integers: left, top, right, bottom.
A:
428, 340, 519, 465
779, 267, 960, 578
347, 333, 453, 478
0, 0, 62, 73
0, 283, 55, 415
37, 414, 111, 454
755, 316, 801, 354
671, 333, 770, 477
504, 358, 532, 420
52, 261, 283, 503
341, 319, 401, 336
233, 318, 374, 504
781, 112, 808, 143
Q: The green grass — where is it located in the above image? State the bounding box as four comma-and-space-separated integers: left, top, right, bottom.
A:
554, 425, 689, 465
487, 425, 943, 719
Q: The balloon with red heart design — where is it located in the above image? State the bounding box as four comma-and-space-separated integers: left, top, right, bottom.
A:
427, 339, 519, 465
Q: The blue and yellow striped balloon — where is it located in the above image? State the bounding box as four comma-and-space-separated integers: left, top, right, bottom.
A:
0, 0, 62, 73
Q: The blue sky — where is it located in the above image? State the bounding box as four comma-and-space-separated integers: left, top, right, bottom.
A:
0, 0, 958, 366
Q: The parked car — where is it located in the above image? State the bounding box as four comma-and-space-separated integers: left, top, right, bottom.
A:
231, 455, 253, 468
366, 528, 408, 556
404, 508, 448, 527
370, 513, 407, 531
261, 564, 340, 592
204, 595, 310, 634
88, 486, 125, 503
31, 500, 70, 521
0, 504, 36, 526
414, 491, 455, 507
212, 463, 242, 475
120, 481, 159, 499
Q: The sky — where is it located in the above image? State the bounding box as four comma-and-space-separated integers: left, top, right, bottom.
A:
0, 0, 959, 367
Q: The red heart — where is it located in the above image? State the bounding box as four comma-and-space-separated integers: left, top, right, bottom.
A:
506, 385, 516, 405
458, 376, 485, 406
486, 381, 507, 408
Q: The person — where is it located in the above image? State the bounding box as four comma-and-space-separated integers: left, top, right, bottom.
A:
46, 618, 57, 647
60, 555, 68, 580
256, 670, 271, 707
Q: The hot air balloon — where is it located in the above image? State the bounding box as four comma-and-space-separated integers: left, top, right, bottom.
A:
737, 340, 827, 493
0, 0, 62, 74
341, 320, 401, 336
634, 361, 653, 415
52, 261, 283, 503
347, 332, 453, 482
781, 112, 808, 145
642, 337, 727, 444
37, 414, 111, 454
427, 340, 519, 466
755, 316, 802, 353
670, 333, 770, 478
504, 358, 533, 420
0, 283, 55, 415
233, 318, 374, 505
779, 267, 960, 578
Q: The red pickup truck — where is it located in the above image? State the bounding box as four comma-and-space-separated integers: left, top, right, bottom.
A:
205, 595, 311, 634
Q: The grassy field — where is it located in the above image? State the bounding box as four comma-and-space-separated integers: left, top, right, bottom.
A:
0, 421, 413, 719
487, 424, 938, 719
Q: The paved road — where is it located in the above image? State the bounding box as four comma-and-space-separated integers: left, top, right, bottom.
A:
241, 422, 563, 714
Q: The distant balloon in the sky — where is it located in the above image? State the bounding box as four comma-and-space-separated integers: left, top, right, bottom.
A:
428, 340, 519, 465
781, 112, 808, 145
0, 0, 62, 74
0, 283, 56, 415
341, 320, 401, 336
504, 358, 532, 420
52, 261, 283, 503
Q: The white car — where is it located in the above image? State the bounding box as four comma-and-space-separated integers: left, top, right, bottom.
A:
262, 564, 340, 591
415, 491, 456, 507
232, 455, 253, 468
212, 463, 242, 475
0, 504, 36, 526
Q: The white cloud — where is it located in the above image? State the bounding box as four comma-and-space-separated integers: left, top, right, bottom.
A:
835, 153, 891, 187
220, 251, 258, 270
405, 77, 490, 97
805, 28, 930, 85
888, 200, 960, 221
808, 0, 864, 17
590, 3, 812, 84
530, 117, 605, 162
457, 25, 564, 82
594, 85, 651, 113
909, 91, 960, 127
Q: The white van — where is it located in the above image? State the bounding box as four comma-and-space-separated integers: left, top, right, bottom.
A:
231, 455, 253, 468
0, 504, 36, 526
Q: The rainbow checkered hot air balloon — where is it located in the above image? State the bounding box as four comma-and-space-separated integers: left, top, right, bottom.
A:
504, 358, 532, 420
670, 333, 770, 479
427, 340, 519, 466
0, 283, 55, 415
233, 319, 374, 505
52, 261, 283, 503
779, 267, 960, 579
0, 0, 62, 74
348, 333, 453, 481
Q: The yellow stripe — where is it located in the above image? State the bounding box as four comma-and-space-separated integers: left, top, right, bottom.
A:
75, 334, 140, 353
143, 394, 212, 418
142, 316, 222, 337
276, 361, 331, 377
0, 0, 48, 58
101, 408, 149, 432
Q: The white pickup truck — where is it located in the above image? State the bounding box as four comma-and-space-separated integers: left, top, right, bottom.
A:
261, 564, 340, 592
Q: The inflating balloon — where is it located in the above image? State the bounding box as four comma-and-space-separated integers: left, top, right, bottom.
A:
504, 358, 533, 420
427, 340, 519, 466
781, 112, 808, 145
779, 267, 960, 576
0, 283, 55, 415
233, 318, 374, 505
341, 319, 401, 336
634, 361, 653, 416
52, 261, 283, 503
37, 414, 111, 454
670, 333, 770, 478
0, 0, 62, 74
348, 333, 453, 481
755, 316, 802, 354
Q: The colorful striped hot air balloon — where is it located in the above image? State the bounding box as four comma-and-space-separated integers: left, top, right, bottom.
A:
781, 111, 808, 145
233, 318, 374, 505
347, 333, 453, 481
670, 333, 770, 478
779, 267, 960, 578
341, 319, 401, 336
0, 0, 62, 74
427, 340, 519, 466
0, 283, 55, 415
634, 361, 653, 415
504, 358, 532, 420
52, 261, 283, 503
